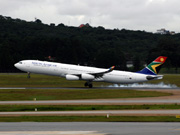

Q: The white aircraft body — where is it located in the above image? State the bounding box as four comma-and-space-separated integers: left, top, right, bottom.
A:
14, 56, 167, 88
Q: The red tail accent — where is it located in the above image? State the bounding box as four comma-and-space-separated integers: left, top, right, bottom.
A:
154, 56, 167, 63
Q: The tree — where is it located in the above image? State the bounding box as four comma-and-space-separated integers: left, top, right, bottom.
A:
94, 48, 126, 70
133, 56, 141, 71
35, 18, 42, 24
148, 36, 180, 72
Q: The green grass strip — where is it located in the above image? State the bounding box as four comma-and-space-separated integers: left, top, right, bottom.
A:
0, 116, 180, 122
0, 89, 171, 101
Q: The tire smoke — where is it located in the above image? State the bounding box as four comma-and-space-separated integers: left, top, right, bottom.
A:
107, 82, 177, 88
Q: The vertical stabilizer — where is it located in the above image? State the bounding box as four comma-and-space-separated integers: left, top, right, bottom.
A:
137, 56, 167, 75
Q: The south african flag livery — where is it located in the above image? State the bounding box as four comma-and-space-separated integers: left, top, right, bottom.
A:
137, 56, 167, 75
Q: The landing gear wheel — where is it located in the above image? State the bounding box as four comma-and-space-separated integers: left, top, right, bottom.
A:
89, 84, 93, 88
84, 82, 89, 87
84, 82, 93, 88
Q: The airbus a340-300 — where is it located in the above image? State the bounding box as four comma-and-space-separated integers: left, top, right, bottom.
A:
14, 56, 167, 88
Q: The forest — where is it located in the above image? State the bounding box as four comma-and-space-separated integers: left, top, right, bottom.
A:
0, 15, 180, 73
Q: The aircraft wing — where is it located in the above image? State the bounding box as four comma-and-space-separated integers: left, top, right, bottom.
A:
69, 66, 115, 81
90, 66, 115, 78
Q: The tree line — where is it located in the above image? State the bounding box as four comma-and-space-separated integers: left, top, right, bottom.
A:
0, 15, 180, 73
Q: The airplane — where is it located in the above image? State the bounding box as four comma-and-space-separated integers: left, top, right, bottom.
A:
14, 56, 167, 88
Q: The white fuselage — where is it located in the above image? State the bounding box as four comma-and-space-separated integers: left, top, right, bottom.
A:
14, 60, 156, 84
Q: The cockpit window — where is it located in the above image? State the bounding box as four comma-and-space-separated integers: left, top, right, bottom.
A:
19, 62, 22, 64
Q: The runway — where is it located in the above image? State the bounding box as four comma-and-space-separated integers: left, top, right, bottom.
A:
0, 98, 180, 105
0, 87, 179, 90
0, 131, 103, 135
0, 110, 180, 116
1, 122, 180, 135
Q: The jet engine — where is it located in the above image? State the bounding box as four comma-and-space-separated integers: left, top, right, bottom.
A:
66, 75, 79, 80
81, 73, 95, 80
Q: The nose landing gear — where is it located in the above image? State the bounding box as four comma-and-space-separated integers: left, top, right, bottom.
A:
27, 72, 31, 79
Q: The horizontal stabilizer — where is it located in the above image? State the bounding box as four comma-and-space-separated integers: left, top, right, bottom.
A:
146, 75, 163, 80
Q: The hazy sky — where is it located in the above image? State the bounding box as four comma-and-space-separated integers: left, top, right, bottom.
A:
0, 0, 180, 32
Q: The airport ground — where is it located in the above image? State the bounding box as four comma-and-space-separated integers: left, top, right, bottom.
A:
0, 73, 180, 121
1, 73, 180, 134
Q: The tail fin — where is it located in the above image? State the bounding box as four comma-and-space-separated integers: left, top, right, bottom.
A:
137, 56, 167, 75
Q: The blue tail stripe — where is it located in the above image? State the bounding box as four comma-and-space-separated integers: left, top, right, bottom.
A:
136, 67, 156, 75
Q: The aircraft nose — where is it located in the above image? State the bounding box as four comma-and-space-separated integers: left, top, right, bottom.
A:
14, 63, 18, 68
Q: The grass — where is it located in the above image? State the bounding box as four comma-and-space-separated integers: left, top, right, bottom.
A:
0, 89, 171, 101
0, 104, 180, 112
0, 116, 180, 122
160, 67, 180, 74
0, 73, 96, 87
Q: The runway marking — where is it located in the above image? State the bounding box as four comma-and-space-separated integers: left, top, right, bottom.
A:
0, 131, 106, 135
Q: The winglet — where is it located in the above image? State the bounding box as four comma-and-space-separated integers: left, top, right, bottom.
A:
109, 66, 115, 72
89, 66, 115, 77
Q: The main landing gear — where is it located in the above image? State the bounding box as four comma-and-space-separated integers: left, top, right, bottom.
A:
27, 72, 31, 79
84, 81, 93, 88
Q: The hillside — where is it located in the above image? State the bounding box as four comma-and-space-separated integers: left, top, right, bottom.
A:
0, 15, 180, 72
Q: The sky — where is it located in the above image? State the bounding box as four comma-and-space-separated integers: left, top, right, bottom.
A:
0, 0, 180, 32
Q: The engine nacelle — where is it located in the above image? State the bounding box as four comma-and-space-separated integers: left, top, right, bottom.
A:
66, 74, 79, 80
81, 73, 95, 80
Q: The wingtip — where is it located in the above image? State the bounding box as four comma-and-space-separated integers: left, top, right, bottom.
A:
109, 66, 115, 71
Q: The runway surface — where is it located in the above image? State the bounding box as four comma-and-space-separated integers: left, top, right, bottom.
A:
0, 87, 179, 90
0, 131, 102, 135
1, 122, 180, 135
0, 98, 180, 105
0, 110, 180, 116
